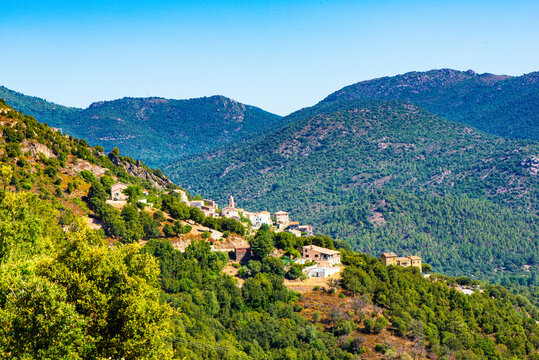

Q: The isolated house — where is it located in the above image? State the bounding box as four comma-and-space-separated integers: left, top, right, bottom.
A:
381, 253, 421, 271
111, 183, 128, 201
302, 245, 341, 267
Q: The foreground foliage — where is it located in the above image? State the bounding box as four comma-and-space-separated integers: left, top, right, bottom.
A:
0, 192, 173, 359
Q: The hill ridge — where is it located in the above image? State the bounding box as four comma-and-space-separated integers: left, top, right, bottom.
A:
321, 69, 538, 140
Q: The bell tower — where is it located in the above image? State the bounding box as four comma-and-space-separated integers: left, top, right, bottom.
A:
229, 195, 235, 209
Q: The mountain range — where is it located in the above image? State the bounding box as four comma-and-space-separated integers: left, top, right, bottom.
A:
1, 69, 537, 172
0, 86, 283, 167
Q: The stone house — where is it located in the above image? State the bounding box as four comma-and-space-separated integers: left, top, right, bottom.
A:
298, 225, 314, 236
274, 211, 290, 230
235, 246, 251, 264
111, 183, 128, 201
302, 245, 341, 267
381, 252, 421, 271
189, 200, 205, 208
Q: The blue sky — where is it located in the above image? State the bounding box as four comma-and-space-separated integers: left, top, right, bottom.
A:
1, 0, 537, 115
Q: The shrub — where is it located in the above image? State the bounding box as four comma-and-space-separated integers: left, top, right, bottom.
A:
285, 265, 303, 280
80, 170, 96, 183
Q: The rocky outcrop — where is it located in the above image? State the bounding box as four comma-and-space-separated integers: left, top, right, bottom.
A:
20, 139, 56, 159
70, 159, 108, 177
521, 156, 539, 176
109, 154, 172, 189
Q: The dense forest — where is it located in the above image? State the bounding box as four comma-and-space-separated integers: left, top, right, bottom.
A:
321, 69, 539, 140
167, 99, 539, 286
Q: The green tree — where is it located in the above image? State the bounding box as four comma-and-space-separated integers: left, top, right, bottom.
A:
250, 228, 274, 260
163, 223, 176, 237
124, 185, 143, 204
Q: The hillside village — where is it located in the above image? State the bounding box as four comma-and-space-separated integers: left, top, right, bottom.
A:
105, 180, 422, 281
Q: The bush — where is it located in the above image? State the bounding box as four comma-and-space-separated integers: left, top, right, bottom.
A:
374, 343, 389, 353
80, 170, 96, 183
262, 256, 285, 276
5, 143, 22, 158
163, 223, 176, 237
285, 265, 303, 280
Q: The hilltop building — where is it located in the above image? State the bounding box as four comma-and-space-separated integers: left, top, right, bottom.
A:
111, 183, 128, 201
221, 195, 244, 221
381, 252, 422, 271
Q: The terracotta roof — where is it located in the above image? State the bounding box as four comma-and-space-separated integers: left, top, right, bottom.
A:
303, 245, 340, 255
274, 211, 289, 215
289, 221, 299, 225
396, 257, 410, 262
381, 252, 397, 257
408, 255, 422, 260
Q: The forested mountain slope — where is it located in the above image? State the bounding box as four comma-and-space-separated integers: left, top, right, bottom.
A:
167, 99, 539, 282
321, 69, 539, 140
4, 99, 539, 359
0, 86, 282, 167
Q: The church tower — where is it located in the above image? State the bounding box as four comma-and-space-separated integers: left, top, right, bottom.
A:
229, 195, 235, 209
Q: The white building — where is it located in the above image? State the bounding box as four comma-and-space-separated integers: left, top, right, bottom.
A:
303, 265, 341, 278
189, 200, 205, 208
245, 211, 272, 228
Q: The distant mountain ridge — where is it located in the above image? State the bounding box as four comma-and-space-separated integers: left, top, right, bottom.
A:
321, 69, 539, 140
0, 86, 283, 167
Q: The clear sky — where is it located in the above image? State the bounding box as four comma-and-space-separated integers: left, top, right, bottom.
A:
1, 0, 537, 115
